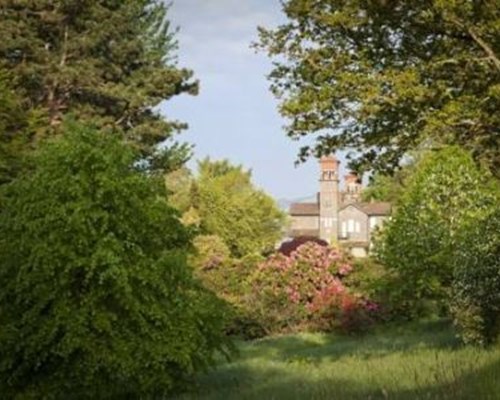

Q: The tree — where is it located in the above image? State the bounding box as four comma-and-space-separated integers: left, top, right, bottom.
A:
257, 1, 500, 177
452, 207, 500, 345
193, 158, 286, 258
0, 0, 197, 171
362, 172, 405, 203
0, 69, 30, 184
374, 146, 500, 318
0, 123, 230, 398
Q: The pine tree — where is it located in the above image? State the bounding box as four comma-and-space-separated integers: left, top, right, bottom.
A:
0, 69, 29, 184
0, 0, 197, 171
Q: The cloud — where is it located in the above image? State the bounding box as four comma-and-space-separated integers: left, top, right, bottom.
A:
171, 0, 279, 61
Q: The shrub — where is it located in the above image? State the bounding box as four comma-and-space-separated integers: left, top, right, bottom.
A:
191, 244, 266, 340
343, 258, 393, 321
332, 294, 380, 334
0, 124, 231, 398
278, 236, 328, 256
452, 207, 500, 345
192, 234, 231, 271
249, 242, 376, 334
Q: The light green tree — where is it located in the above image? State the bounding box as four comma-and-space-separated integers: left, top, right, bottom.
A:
374, 146, 500, 319
193, 158, 286, 258
452, 207, 500, 345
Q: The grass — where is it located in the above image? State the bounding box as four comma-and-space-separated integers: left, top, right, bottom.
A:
175, 320, 500, 400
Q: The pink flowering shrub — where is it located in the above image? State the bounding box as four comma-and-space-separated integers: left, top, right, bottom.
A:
248, 242, 377, 334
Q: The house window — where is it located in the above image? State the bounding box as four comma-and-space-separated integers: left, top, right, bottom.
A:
370, 217, 377, 230
347, 219, 355, 233
341, 222, 347, 238
323, 218, 333, 228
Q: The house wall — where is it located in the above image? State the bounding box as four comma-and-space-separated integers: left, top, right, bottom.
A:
290, 215, 319, 231
350, 246, 368, 258
338, 206, 369, 242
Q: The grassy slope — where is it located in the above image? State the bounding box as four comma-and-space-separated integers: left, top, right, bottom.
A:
176, 320, 500, 400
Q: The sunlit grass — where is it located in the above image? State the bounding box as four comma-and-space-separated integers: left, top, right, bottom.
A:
175, 320, 500, 400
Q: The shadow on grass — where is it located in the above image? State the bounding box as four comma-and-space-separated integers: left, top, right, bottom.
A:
182, 354, 500, 400
238, 319, 459, 364
175, 320, 500, 400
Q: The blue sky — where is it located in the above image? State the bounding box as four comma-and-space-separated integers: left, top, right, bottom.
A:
163, 0, 338, 200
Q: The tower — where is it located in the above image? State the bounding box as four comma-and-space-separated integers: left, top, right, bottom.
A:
343, 172, 362, 203
319, 156, 340, 243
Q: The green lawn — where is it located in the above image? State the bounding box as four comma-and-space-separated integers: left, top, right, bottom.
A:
176, 320, 500, 400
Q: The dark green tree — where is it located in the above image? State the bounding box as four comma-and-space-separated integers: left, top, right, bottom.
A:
0, 123, 230, 398
0, 69, 30, 184
257, 0, 500, 177
0, 0, 197, 171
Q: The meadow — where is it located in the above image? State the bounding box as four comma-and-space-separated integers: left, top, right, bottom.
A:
176, 320, 500, 400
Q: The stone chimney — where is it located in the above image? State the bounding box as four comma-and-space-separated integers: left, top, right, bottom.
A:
319, 156, 340, 243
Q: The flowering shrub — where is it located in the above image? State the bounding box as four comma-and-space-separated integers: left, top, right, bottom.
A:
278, 236, 328, 256
249, 242, 376, 334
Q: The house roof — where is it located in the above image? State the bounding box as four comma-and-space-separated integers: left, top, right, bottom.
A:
340, 202, 392, 216
290, 201, 391, 217
289, 202, 319, 216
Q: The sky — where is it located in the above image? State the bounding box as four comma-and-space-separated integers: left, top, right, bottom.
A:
163, 0, 339, 200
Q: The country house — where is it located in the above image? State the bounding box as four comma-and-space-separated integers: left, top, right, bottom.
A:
289, 156, 391, 257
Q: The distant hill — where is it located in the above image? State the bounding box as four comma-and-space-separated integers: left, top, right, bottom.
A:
277, 194, 317, 211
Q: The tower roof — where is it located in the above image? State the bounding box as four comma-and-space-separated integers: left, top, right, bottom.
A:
320, 155, 340, 171
345, 172, 361, 184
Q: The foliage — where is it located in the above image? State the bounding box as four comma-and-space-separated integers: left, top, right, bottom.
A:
192, 235, 232, 271
257, 0, 500, 177
0, 123, 231, 398
278, 236, 328, 256
165, 167, 195, 215
362, 170, 410, 203
192, 158, 286, 258
374, 146, 500, 320
248, 242, 375, 334
0, 0, 197, 172
191, 241, 266, 340
0, 70, 30, 184
451, 207, 500, 345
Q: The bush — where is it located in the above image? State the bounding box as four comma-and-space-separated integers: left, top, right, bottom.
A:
452, 207, 500, 345
278, 236, 328, 256
191, 243, 266, 340
248, 242, 376, 334
192, 234, 231, 271
0, 124, 231, 398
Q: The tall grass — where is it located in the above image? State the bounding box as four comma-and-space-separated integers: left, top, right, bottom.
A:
175, 320, 500, 399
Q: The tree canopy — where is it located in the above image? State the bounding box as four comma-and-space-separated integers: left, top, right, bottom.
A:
0, 123, 230, 398
257, 0, 500, 177
374, 146, 500, 320
166, 159, 286, 258
0, 69, 29, 184
0, 0, 197, 171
